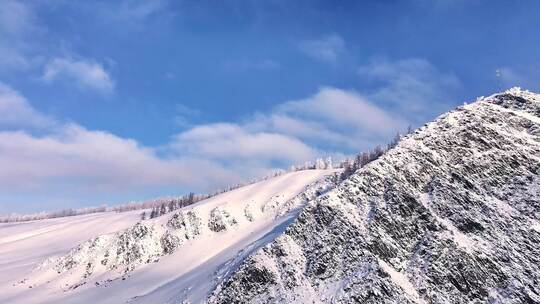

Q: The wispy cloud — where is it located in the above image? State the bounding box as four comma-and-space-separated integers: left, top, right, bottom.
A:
173, 104, 202, 128
0, 82, 55, 128
91, 0, 171, 28
0, 46, 31, 70
223, 59, 281, 71
118, 0, 169, 20
0, 0, 36, 70
0, 0, 34, 37
43, 58, 115, 93
299, 33, 346, 63
246, 87, 407, 151
358, 57, 462, 123
277, 88, 403, 137
496, 66, 540, 91
0, 0, 121, 85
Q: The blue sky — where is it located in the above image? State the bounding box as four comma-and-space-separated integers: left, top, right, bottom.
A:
1, 0, 539, 213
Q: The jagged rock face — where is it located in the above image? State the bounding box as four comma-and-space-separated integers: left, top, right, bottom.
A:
208, 89, 540, 304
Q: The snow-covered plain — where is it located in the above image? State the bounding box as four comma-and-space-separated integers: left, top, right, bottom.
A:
0, 169, 338, 304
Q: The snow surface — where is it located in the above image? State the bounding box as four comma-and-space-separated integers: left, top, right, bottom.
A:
0, 169, 338, 304
0, 210, 143, 288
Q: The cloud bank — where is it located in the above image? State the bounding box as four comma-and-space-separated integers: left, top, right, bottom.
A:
0, 80, 403, 212
0, 55, 462, 212
43, 58, 115, 93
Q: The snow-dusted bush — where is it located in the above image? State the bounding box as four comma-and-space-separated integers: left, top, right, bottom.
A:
166, 210, 202, 239
208, 207, 237, 232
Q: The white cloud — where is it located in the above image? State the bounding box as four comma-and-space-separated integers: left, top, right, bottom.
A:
246, 87, 406, 151
168, 87, 405, 174
0, 125, 238, 193
0, 85, 323, 209
299, 34, 346, 63
0, 84, 245, 206
0, 82, 54, 128
0, 83, 407, 211
43, 58, 115, 93
358, 58, 462, 123
251, 114, 344, 144
172, 123, 318, 164
0, 110, 240, 203
278, 87, 403, 136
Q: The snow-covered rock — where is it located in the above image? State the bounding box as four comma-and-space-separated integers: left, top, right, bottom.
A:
208, 89, 540, 304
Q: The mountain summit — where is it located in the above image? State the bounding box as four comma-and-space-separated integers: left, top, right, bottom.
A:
209, 88, 540, 304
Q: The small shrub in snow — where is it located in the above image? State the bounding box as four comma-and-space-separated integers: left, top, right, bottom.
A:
167, 210, 202, 239
161, 231, 181, 254
208, 207, 237, 232
244, 204, 255, 222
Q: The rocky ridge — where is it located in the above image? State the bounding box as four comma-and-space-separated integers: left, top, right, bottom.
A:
208, 88, 540, 304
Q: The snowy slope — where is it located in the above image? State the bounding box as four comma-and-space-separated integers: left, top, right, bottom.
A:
0, 169, 338, 304
209, 89, 540, 303
0, 210, 143, 289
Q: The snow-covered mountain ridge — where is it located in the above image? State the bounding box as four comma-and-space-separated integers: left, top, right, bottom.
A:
208, 88, 540, 303
0, 169, 339, 303
1, 88, 539, 304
